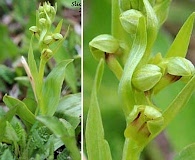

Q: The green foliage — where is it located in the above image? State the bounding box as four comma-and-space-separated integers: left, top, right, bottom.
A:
37, 116, 81, 160
0, 1, 80, 159
0, 25, 18, 62
55, 93, 81, 128
85, 0, 195, 159
175, 143, 195, 160
40, 59, 73, 116
86, 59, 112, 160
3, 95, 36, 125
165, 12, 195, 58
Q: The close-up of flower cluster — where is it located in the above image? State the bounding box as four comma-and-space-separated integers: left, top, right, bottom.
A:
29, 2, 65, 62
85, 0, 195, 159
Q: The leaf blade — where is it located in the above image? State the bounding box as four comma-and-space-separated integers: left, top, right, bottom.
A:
41, 59, 73, 116
85, 59, 112, 160
55, 93, 81, 129
165, 12, 195, 58
3, 95, 35, 124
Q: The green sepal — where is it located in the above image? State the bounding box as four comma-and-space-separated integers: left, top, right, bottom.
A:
132, 64, 162, 91
89, 34, 120, 61
120, 9, 144, 35
125, 105, 164, 145
165, 12, 195, 58
167, 57, 194, 77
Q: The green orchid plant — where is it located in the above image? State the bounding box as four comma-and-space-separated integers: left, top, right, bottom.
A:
0, 2, 80, 160
86, 0, 195, 159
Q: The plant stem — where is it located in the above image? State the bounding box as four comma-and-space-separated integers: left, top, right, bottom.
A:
122, 138, 143, 160
37, 58, 46, 114
62, 137, 81, 160
39, 58, 46, 87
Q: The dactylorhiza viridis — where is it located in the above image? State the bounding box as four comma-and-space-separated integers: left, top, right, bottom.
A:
22, 2, 70, 115
87, 0, 195, 159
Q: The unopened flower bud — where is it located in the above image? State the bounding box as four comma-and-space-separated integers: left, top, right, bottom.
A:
89, 34, 120, 60
29, 26, 39, 34
43, 35, 53, 45
132, 64, 162, 91
39, 12, 45, 19
120, 9, 144, 34
39, 18, 46, 25
41, 48, 53, 61
45, 4, 51, 12
50, 6, 56, 15
39, 6, 44, 12
52, 33, 63, 40
167, 57, 194, 77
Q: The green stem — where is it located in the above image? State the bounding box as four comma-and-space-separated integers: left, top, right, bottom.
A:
122, 138, 143, 160
39, 58, 46, 86
37, 58, 46, 114
106, 54, 123, 80
62, 138, 81, 160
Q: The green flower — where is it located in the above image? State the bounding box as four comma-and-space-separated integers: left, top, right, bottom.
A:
125, 105, 164, 144
132, 64, 162, 91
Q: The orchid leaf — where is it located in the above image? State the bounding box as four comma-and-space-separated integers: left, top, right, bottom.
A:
3, 95, 35, 124
0, 107, 17, 141
41, 59, 73, 116
85, 59, 112, 160
165, 12, 195, 58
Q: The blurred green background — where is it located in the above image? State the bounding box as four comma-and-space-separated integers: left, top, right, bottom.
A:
84, 0, 195, 159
